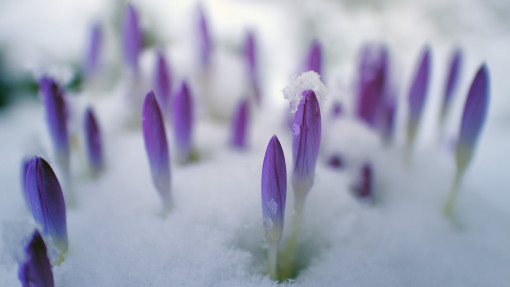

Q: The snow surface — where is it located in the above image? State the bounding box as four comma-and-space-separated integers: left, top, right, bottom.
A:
1, 0, 510, 286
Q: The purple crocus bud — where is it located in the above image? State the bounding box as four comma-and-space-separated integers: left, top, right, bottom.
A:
406, 47, 431, 145
84, 23, 102, 78
25, 157, 68, 254
244, 31, 261, 105
292, 90, 321, 198
39, 77, 69, 172
330, 101, 343, 119
327, 154, 344, 169
21, 159, 30, 207
440, 49, 462, 123
351, 163, 373, 201
122, 4, 142, 72
456, 64, 489, 173
380, 96, 396, 144
261, 135, 287, 245
84, 107, 103, 174
198, 6, 212, 68
153, 51, 172, 117
173, 81, 193, 164
304, 40, 322, 76
231, 98, 250, 150
18, 230, 54, 287
356, 44, 388, 127
142, 91, 172, 208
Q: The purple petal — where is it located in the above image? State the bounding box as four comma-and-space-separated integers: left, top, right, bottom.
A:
198, 6, 212, 68
261, 135, 287, 244
25, 157, 68, 253
21, 158, 30, 207
456, 64, 489, 171
330, 101, 343, 119
173, 81, 193, 164
244, 31, 256, 80
122, 4, 142, 72
351, 163, 373, 200
304, 40, 322, 76
441, 49, 462, 122
38, 77, 69, 172
153, 51, 172, 116
231, 99, 250, 150
85, 23, 102, 77
142, 91, 171, 207
84, 107, 103, 173
407, 47, 431, 142
18, 230, 54, 287
380, 96, 396, 144
292, 90, 321, 196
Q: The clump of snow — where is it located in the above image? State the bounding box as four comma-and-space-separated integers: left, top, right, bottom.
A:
282, 71, 328, 113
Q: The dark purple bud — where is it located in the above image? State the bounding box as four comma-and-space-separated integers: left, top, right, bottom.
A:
456, 64, 489, 172
39, 77, 69, 172
407, 46, 431, 144
21, 158, 30, 207
18, 230, 54, 287
25, 157, 68, 254
441, 49, 462, 122
261, 135, 287, 245
122, 4, 142, 72
198, 6, 212, 68
356, 44, 389, 127
292, 90, 321, 197
231, 98, 250, 150
173, 81, 193, 164
153, 51, 172, 117
327, 154, 344, 169
351, 163, 373, 201
304, 40, 322, 76
84, 107, 103, 174
85, 23, 102, 77
330, 101, 343, 119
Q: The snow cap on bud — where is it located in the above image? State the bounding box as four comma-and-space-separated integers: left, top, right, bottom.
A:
122, 4, 142, 72
84, 107, 103, 174
18, 230, 55, 287
291, 90, 321, 198
153, 51, 172, 116
142, 91, 172, 208
261, 135, 287, 245
441, 49, 462, 122
173, 81, 194, 164
231, 98, 250, 149
25, 157, 68, 254
456, 64, 489, 173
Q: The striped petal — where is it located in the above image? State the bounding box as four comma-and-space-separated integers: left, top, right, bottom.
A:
18, 230, 54, 287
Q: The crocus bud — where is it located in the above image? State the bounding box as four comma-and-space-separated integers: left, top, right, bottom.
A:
244, 31, 261, 105
25, 157, 68, 254
85, 23, 102, 78
305, 40, 322, 76
292, 90, 321, 199
18, 230, 54, 287
122, 4, 142, 72
231, 98, 250, 150
327, 154, 344, 169
356, 44, 388, 127
351, 163, 373, 201
173, 81, 193, 164
456, 64, 489, 173
142, 91, 172, 208
84, 107, 103, 174
261, 135, 287, 245
39, 77, 69, 173
330, 101, 343, 119
153, 51, 172, 117
21, 158, 30, 207
440, 49, 462, 123
198, 6, 212, 68
381, 96, 396, 144
406, 47, 431, 146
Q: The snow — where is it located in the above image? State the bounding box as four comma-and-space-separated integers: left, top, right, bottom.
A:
283, 72, 328, 113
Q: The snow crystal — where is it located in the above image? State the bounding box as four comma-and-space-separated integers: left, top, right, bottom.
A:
267, 199, 278, 215
282, 71, 328, 113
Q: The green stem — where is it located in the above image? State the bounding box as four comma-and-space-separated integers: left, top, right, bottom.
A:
443, 171, 462, 217
280, 196, 305, 279
268, 243, 278, 281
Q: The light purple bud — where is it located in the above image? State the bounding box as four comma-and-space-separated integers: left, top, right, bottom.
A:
142, 91, 171, 208
198, 6, 212, 68
305, 40, 322, 76
351, 163, 373, 201
407, 47, 431, 143
441, 49, 462, 122
244, 31, 256, 80
153, 51, 172, 116
39, 77, 69, 172
173, 81, 193, 164
25, 157, 68, 254
84, 107, 103, 174
381, 96, 396, 144
292, 90, 321, 196
122, 4, 142, 72
18, 230, 54, 287
261, 135, 287, 244
356, 44, 388, 127
231, 99, 250, 150
456, 64, 489, 172
21, 158, 30, 207
85, 23, 102, 77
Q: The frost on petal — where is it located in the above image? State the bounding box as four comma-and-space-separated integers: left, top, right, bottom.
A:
304, 40, 322, 76
153, 51, 172, 116
122, 4, 142, 71
456, 64, 489, 172
18, 230, 54, 287
441, 49, 462, 122
25, 157, 68, 254
261, 135, 287, 244
84, 107, 103, 173
283, 71, 328, 113
142, 91, 171, 207
231, 98, 250, 149
173, 81, 194, 164
407, 46, 431, 143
